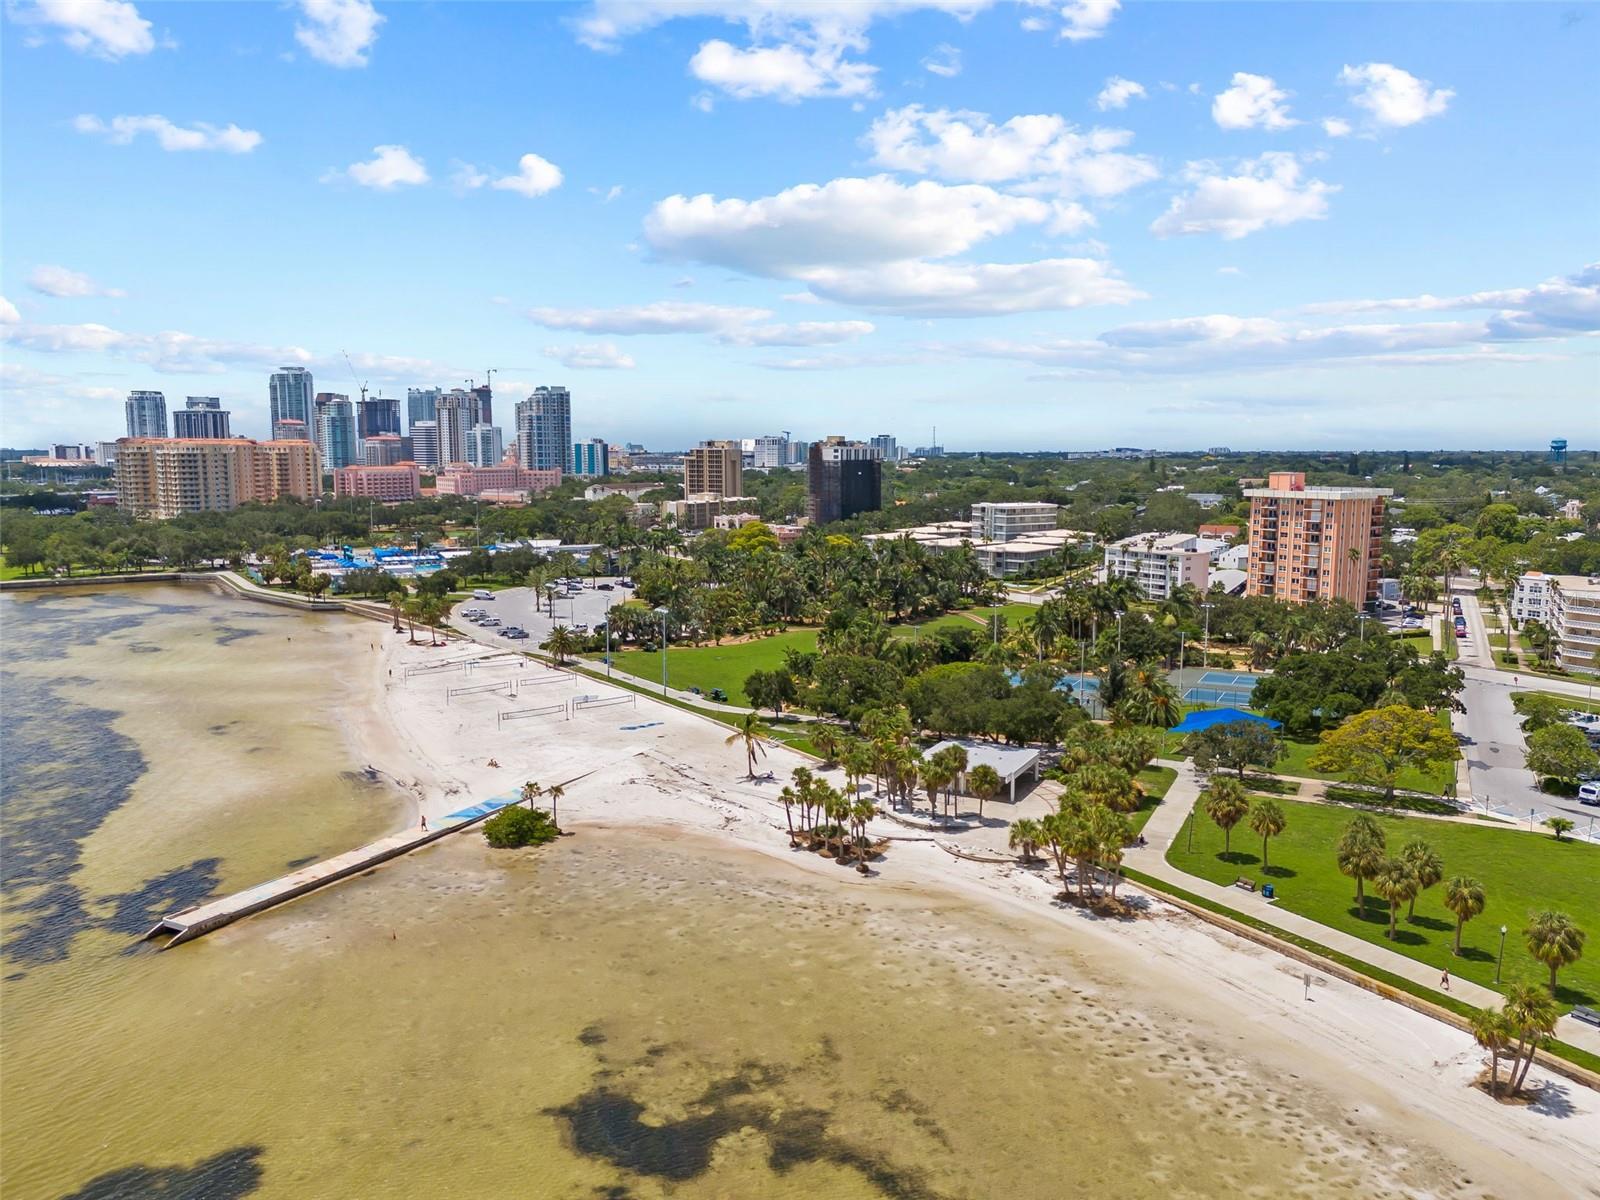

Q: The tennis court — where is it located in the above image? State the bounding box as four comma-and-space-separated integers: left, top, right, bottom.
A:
1174, 667, 1263, 708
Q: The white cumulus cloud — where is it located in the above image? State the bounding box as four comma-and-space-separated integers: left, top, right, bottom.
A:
721, 320, 875, 346
73, 113, 262, 153
1045, 0, 1120, 42
1338, 62, 1453, 128
1211, 72, 1297, 131
335, 144, 430, 190
295, 0, 383, 68
1151, 153, 1334, 240
8, 0, 154, 59
1322, 117, 1352, 138
644, 173, 1141, 316
28, 266, 125, 299
690, 38, 876, 101
1094, 75, 1145, 110
0, 295, 20, 324
544, 343, 637, 370
494, 153, 564, 197
865, 105, 1159, 198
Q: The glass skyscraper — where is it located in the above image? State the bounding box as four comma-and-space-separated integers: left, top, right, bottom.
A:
313, 394, 357, 471
515, 386, 571, 472
407, 387, 440, 432
124, 390, 168, 438
268, 368, 313, 438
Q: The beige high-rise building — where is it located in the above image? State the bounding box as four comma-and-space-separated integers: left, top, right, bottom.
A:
683, 440, 743, 498
1244, 471, 1391, 606
115, 438, 320, 519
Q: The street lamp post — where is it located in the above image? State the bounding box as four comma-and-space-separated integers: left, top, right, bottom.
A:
1201, 602, 1214, 662
1358, 613, 1370, 643
1115, 610, 1124, 656
1494, 924, 1508, 984
654, 606, 669, 696
605, 594, 613, 678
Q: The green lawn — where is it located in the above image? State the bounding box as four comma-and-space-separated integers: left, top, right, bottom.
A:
1167, 798, 1598, 1009
1396, 632, 1434, 656
888, 602, 1041, 637
597, 628, 820, 707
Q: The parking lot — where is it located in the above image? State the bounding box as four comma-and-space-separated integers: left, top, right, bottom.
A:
452, 578, 637, 650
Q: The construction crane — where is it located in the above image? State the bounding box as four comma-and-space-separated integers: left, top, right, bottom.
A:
342, 351, 368, 404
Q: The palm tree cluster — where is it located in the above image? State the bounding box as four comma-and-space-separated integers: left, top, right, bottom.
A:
810, 708, 982, 824
1471, 983, 1561, 1100
778, 767, 880, 873
1332, 816, 1587, 994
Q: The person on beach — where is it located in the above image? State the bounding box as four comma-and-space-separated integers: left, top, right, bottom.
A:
420, 814, 428, 832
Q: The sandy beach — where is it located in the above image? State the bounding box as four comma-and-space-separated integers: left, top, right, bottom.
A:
347, 624, 1600, 1198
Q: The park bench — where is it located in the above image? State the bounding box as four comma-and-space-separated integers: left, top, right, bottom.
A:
1573, 1006, 1600, 1029
1233, 877, 1256, 892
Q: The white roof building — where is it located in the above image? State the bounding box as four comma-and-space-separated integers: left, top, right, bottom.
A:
925, 740, 1042, 801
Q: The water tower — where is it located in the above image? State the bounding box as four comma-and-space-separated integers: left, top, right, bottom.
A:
1550, 438, 1568, 463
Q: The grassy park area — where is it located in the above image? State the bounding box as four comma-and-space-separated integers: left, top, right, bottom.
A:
1514, 690, 1600, 717
1167, 798, 1598, 1009
593, 604, 1040, 707
1129, 766, 1178, 835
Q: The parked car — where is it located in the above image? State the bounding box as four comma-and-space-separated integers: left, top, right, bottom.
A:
597, 583, 614, 591
473, 589, 495, 600
1578, 782, 1600, 804
482, 618, 501, 627
709, 688, 727, 702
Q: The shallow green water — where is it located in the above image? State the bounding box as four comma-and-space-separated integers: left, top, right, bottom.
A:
1, 588, 1479, 1199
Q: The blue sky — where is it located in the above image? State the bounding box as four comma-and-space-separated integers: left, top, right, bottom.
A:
2, 0, 1595, 452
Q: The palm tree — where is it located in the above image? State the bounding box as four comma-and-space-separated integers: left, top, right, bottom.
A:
920, 760, 951, 822
968, 763, 1002, 820
543, 625, 578, 664
1200, 777, 1250, 855
778, 786, 798, 846
850, 798, 876, 873
403, 597, 426, 644
1247, 798, 1287, 869
1008, 817, 1043, 864
823, 790, 852, 858
544, 783, 565, 829
1470, 1008, 1511, 1098
1544, 816, 1575, 842
1502, 980, 1560, 1095
521, 780, 543, 811
846, 741, 878, 798
1524, 910, 1586, 996
1371, 858, 1419, 939
1335, 813, 1387, 915
1442, 875, 1486, 956
724, 711, 770, 779
1066, 762, 1141, 813
1397, 838, 1444, 920
810, 723, 841, 766
386, 588, 406, 633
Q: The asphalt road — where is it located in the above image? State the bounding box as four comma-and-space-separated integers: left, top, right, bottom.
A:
1450, 589, 1600, 833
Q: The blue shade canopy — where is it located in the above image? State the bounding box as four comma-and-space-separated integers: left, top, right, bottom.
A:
1168, 708, 1282, 734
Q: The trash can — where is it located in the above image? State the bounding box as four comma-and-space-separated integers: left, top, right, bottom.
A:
1261, 883, 1276, 900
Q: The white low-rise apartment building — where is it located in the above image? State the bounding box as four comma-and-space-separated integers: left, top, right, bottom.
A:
863, 520, 1094, 578
970, 501, 1059, 542
1515, 572, 1600, 673
1103, 532, 1211, 600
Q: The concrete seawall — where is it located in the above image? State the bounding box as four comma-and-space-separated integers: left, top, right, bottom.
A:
0, 569, 394, 623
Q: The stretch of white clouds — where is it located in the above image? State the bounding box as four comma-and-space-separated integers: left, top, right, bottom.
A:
543, 343, 637, 370
1151, 153, 1333, 240
28, 266, 125, 299
73, 113, 262, 154
866, 105, 1159, 198
526, 300, 875, 346
8, 0, 155, 59
1338, 62, 1453, 128
1211, 72, 1297, 130
294, 0, 383, 68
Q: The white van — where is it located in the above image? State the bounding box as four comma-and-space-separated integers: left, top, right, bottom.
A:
472, 589, 494, 600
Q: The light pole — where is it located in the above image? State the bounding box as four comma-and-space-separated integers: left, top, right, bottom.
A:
654, 606, 669, 696
605, 594, 613, 677
1494, 924, 1508, 984
1357, 613, 1370, 643
1115, 610, 1124, 656
1201, 602, 1214, 663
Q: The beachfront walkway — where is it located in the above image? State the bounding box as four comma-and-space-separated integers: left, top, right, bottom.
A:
1124, 762, 1600, 1055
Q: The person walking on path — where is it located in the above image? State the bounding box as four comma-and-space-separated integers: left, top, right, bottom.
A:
1439, 967, 1451, 992
420, 814, 428, 832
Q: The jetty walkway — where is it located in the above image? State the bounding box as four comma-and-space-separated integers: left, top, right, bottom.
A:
142, 790, 527, 948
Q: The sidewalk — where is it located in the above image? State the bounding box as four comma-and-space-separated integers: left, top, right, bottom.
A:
1125, 762, 1600, 1054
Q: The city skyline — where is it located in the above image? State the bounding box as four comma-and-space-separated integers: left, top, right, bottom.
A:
2, 1, 1596, 451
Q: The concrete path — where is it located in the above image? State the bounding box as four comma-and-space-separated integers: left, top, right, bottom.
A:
1123, 761, 1600, 1054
